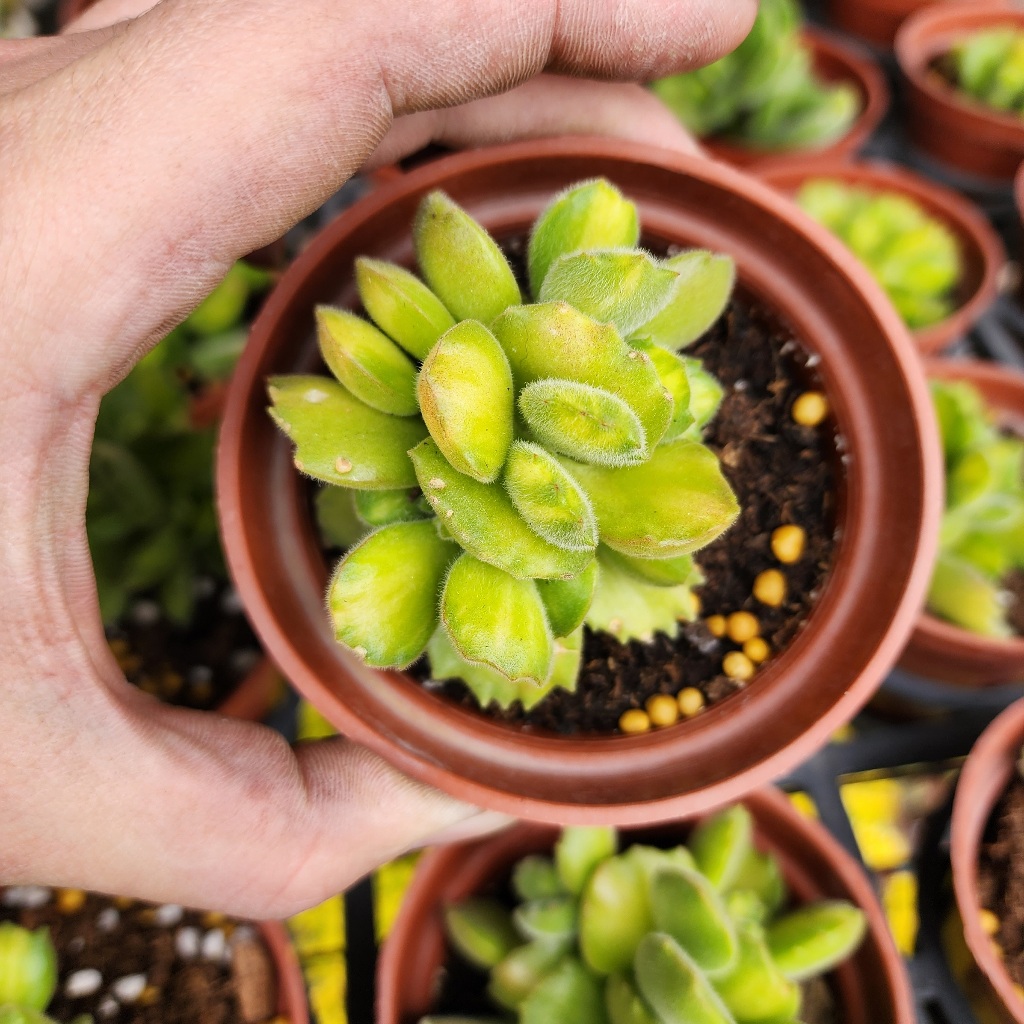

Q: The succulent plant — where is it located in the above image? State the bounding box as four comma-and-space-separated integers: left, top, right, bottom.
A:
927, 379, 1024, 638
796, 179, 961, 330
269, 179, 739, 709
0, 924, 57, 1014
427, 805, 867, 1024
946, 26, 1024, 117
650, 0, 859, 152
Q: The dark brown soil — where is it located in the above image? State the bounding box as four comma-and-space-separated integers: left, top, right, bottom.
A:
427, 297, 837, 733
1004, 569, 1024, 637
106, 580, 262, 711
0, 888, 277, 1024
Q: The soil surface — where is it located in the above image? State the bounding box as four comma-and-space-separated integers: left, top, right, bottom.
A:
427, 297, 837, 733
0, 888, 277, 1024
106, 580, 263, 711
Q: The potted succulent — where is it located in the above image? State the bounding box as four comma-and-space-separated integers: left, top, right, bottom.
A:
758, 158, 1005, 354
218, 137, 940, 824
90, 258, 282, 719
896, 1, 1024, 182
825, 0, 939, 50
899, 358, 1024, 688
0, 890, 307, 1024
951, 697, 1024, 1024
377, 788, 915, 1023
649, 0, 888, 170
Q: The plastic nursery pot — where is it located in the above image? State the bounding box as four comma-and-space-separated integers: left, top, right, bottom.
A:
757, 157, 1005, 354
258, 921, 311, 1024
898, 358, 1024, 687
217, 136, 941, 825
951, 697, 1024, 1023
826, 0, 939, 49
896, 1, 1024, 183
377, 787, 914, 1024
702, 28, 890, 171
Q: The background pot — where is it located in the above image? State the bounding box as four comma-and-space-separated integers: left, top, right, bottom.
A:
896, 1, 1024, 183
899, 358, 1024, 687
703, 28, 889, 170
951, 697, 1024, 1023
826, 0, 939, 49
258, 921, 311, 1024
758, 158, 1005, 354
218, 137, 941, 825
377, 787, 915, 1024
216, 654, 282, 721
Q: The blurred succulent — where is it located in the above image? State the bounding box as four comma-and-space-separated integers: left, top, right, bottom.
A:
946, 26, 1024, 117
797, 179, 961, 330
87, 259, 272, 626
927, 379, 1024, 637
0, 924, 57, 1014
651, 0, 859, 152
428, 806, 867, 1024
270, 179, 739, 709
0, 0, 35, 39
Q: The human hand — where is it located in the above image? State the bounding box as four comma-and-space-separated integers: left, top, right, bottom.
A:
0, 0, 756, 917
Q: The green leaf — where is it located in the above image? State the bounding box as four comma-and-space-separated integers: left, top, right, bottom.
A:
555, 826, 618, 896
600, 547, 700, 588
414, 191, 521, 323
490, 938, 573, 1009
0, 924, 57, 1011
411, 438, 593, 580
713, 925, 801, 1023
631, 340, 694, 442
513, 856, 566, 902
444, 898, 521, 970
633, 251, 735, 350
185, 261, 249, 335
327, 520, 459, 667
625, 844, 698, 885
187, 327, 248, 382
931, 379, 1000, 466
505, 441, 599, 553
315, 486, 367, 548
492, 302, 672, 449
441, 555, 553, 684
354, 487, 431, 527
681, 356, 724, 439
0, 1009, 60, 1024
519, 379, 648, 467
767, 901, 867, 982
418, 320, 515, 482
355, 256, 456, 360
634, 934, 737, 1024
690, 806, 755, 892
514, 898, 579, 943
528, 179, 640, 298
728, 847, 787, 919
579, 854, 655, 976
520, 958, 610, 1024
926, 551, 1013, 638
539, 250, 679, 337
565, 440, 739, 558
605, 973, 659, 1024
268, 375, 427, 488
537, 560, 598, 637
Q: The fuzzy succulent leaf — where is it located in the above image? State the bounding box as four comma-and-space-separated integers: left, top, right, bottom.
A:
729, 848, 787, 919
927, 551, 1013, 638
766, 901, 867, 982
600, 547, 701, 588
519, 379, 648, 467
631, 340, 694, 442
634, 251, 735, 349
355, 256, 456, 360
514, 898, 578, 943
539, 250, 680, 337
354, 487, 431, 527
269, 375, 427, 488
527, 179, 640, 298
605, 973, 659, 1024
520, 958, 609, 1024
441, 555, 553, 684
414, 191, 521, 323
444, 899, 522, 971
555, 826, 618, 896
690, 806, 755, 892
513, 857, 567, 902
625, 844, 699, 884
315, 306, 419, 416
411, 438, 593, 580
417, 320, 515, 482
185, 261, 250, 335
0, 925, 57, 1012
681, 356, 725, 439
536, 560, 598, 637
567, 440, 739, 558
316, 487, 367, 548
712, 925, 801, 1023
327, 521, 458, 668
634, 934, 737, 1024
492, 302, 672, 450
579, 854, 655, 976
504, 441, 599, 553
489, 938, 572, 1010
0, 1010, 60, 1024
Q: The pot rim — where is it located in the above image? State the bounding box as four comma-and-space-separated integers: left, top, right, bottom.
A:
218, 136, 942, 823
376, 787, 915, 1024
951, 697, 1024, 1024
258, 920, 310, 1024
757, 157, 1005, 354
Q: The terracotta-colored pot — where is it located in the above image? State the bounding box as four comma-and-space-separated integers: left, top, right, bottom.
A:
258, 921, 311, 1024
703, 28, 889, 171
758, 158, 1005, 354
57, 0, 92, 27
827, 0, 941, 49
896, 1, 1024, 183
216, 654, 282, 721
899, 358, 1024, 688
377, 787, 915, 1024
217, 137, 941, 824
951, 697, 1024, 1023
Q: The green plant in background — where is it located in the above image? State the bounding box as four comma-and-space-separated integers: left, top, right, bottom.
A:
946, 26, 1024, 118
650, 0, 859, 151
270, 179, 739, 711
796, 179, 961, 330
88, 260, 272, 625
424, 806, 867, 1024
0, 923, 90, 1024
928, 379, 1024, 637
